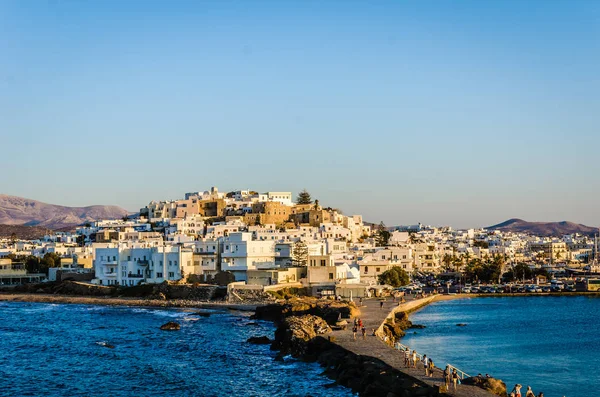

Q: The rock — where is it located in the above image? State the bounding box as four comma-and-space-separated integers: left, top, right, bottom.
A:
409, 324, 426, 329
156, 293, 167, 301
191, 311, 211, 317
247, 336, 272, 345
245, 322, 259, 326
323, 382, 338, 389
456, 323, 467, 326
462, 377, 507, 397
271, 314, 332, 357
160, 321, 181, 331
252, 298, 359, 325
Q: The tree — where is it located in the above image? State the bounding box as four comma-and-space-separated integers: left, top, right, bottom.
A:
296, 189, 313, 205
375, 222, 390, 247
291, 240, 309, 267
378, 266, 410, 287
10, 232, 17, 244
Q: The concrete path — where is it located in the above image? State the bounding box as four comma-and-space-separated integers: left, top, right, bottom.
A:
331, 297, 495, 397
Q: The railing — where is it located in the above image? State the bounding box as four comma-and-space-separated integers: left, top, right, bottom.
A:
394, 342, 471, 379
447, 364, 470, 380
128, 273, 144, 278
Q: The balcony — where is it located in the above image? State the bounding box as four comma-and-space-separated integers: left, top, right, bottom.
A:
128, 273, 144, 278
136, 260, 149, 266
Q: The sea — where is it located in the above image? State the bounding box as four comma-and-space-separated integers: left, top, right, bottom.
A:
401, 296, 600, 397
0, 301, 355, 397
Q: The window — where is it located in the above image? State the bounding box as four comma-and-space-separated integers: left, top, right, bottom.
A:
128, 256, 131, 261
169, 260, 172, 266
328, 273, 334, 280
321, 260, 326, 266
376, 267, 380, 272
168, 272, 174, 278
156, 272, 163, 278
364, 267, 368, 274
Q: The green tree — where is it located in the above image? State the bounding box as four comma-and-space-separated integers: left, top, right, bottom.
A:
291, 240, 309, 267
375, 222, 390, 247
296, 189, 313, 205
378, 266, 410, 287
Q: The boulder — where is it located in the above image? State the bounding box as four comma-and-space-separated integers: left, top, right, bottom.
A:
456, 323, 467, 326
160, 321, 181, 331
462, 377, 507, 397
271, 314, 331, 357
247, 336, 272, 345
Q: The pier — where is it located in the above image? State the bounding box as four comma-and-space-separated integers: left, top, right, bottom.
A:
330, 296, 496, 397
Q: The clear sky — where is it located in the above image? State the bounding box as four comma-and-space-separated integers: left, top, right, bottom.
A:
1, 1, 598, 229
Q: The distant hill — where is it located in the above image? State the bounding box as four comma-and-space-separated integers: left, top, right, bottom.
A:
0, 224, 53, 240
0, 194, 129, 229
487, 218, 599, 237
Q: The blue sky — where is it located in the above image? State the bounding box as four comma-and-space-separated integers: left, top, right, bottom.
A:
1, 1, 598, 228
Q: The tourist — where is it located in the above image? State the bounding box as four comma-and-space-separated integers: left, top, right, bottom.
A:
511, 384, 522, 397
427, 358, 434, 377
525, 386, 535, 397
371, 328, 376, 336
361, 326, 366, 340
359, 297, 363, 306
443, 366, 450, 388
451, 369, 459, 390
404, 348, 410, 367
354, 318, 358, 327
411, 350, 417, 368
379, 300, 384, 310
358, 318, 363, 328
422, 354, 428, 374
352, 324, 358, 340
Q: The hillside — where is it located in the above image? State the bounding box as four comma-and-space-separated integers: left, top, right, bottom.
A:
0, 194, 129, 229
487, 218, 599, 237
0, 224, 54, 240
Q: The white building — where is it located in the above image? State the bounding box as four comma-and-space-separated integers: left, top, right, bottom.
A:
221, 232, 276, 281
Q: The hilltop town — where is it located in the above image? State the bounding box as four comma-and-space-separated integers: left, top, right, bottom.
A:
1, 187, 598, 294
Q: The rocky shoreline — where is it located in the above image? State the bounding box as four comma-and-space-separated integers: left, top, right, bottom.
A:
250, 298, 452, 397
0, 280, 272, 310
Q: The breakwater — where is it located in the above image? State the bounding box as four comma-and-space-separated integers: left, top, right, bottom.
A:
253, 296, 500, 397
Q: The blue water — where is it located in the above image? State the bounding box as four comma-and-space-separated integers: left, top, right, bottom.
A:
402, 296, 600, 397
0, 302, 354, 397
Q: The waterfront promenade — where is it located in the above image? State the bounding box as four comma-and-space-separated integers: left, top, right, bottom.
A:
331, 296, 495, 397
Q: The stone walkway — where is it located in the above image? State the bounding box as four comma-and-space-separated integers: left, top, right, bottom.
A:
331, 297, 495, 397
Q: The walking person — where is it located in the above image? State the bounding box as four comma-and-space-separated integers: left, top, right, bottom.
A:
358, 318, 363, 328
427, 358, 435, 377
404, 348, 410, 368
352, 324, 358, 340
443, 366, 450, 389
422, 354, 428, 375
379, 300, 384, 310
452, 369, 459, 390
361, 325, 366, 340
511, 384, 522, 397
525, 386, 535, 397
411, 350, 417, 368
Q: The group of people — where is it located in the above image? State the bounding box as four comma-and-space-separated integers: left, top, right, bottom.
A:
352, 318, 367, 340
401, 347, 460, 390
510, 383, 543, 397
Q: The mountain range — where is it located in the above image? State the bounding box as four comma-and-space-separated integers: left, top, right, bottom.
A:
486, 218, 599, 237
0, 194, 129, 229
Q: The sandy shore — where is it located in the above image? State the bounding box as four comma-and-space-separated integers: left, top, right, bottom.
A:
0, 293, 261, 311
